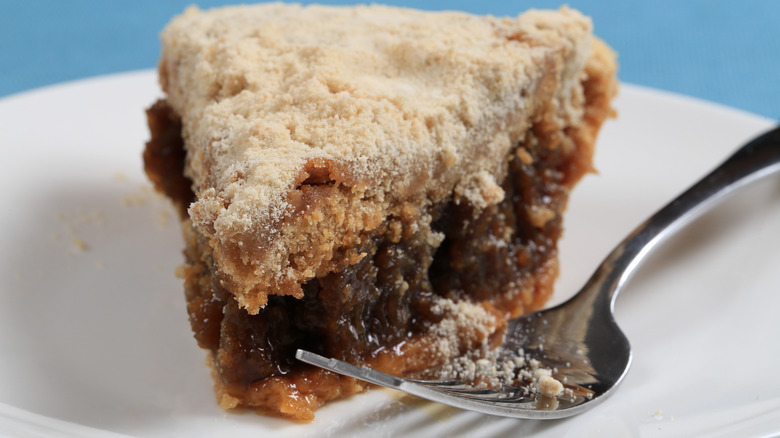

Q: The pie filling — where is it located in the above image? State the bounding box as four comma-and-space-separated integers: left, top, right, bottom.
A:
145, 90, 600, 420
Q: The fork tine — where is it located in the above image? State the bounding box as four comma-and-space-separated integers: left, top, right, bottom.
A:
453, 394, 532, 403
296, 349, 551, 418
405, 380, 530, 401
435, 387, 501, 395
404, 378, 464, 386
295, 351, 518, 397
295, 349, 406, 390
435, 386, 533, 402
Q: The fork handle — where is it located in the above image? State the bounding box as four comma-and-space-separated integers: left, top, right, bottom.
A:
593, 125, 780, 308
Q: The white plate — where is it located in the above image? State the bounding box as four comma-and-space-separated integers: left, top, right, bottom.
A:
1, 71, 778, 438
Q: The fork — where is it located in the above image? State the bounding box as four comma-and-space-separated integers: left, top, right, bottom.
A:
297, 126, 780, 419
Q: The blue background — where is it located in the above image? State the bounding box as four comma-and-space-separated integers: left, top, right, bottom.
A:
1, 1, 778, 120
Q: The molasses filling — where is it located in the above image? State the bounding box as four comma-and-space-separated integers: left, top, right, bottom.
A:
145, 3, 617, 421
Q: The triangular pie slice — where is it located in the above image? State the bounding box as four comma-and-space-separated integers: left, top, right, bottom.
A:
144, 3, 617, 421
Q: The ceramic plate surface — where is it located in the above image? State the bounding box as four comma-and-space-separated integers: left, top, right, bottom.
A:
0, 71, 778, 437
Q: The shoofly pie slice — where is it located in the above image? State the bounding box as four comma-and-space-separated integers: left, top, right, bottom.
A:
144, 3, 617, 421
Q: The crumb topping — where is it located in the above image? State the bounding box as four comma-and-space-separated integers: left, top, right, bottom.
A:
159, 3, 600, 311
428, 298, 567, 398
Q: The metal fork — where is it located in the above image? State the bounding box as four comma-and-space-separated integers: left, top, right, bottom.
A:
297, 126, 780, 419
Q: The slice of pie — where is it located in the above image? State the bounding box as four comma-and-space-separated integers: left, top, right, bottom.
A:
144, 3, 617, 421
